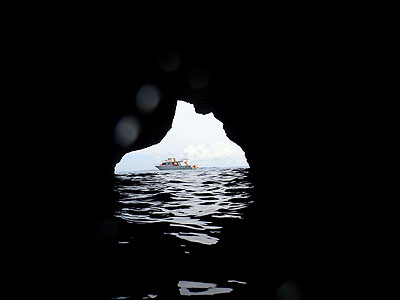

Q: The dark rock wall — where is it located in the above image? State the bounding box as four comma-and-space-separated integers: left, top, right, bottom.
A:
3, 15, 262, 296
3, 14, 352, 298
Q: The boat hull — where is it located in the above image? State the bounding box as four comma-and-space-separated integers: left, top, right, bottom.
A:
155, 165, 195, 170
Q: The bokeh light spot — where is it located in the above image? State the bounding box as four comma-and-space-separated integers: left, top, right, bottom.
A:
159, 48, 181, 72
276, 281, 302, 300
114, 115, 141, 147
188, 64, 210, 90
136, 84, 161, 114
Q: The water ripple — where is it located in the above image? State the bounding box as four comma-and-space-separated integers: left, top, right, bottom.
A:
114, 167, 253, 245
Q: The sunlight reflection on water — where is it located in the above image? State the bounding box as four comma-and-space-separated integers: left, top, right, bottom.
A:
114, 167, 253, 245
178, 280, 233, 296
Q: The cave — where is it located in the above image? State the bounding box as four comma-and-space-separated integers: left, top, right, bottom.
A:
4, 15, 349, 299
115, 100, 249, 172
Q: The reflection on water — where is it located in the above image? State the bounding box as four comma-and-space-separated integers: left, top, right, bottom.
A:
115, 167, 253, 246
178, 280, 233, 296
111, 167, 253, 298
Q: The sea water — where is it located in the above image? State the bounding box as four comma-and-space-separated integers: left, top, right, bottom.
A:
110, 167, 255, 298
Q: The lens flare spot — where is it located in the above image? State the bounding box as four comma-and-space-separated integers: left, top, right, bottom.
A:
276, 281, 302, 300
188, 64, 210, 90
136, 84, 161, 114
114, 115, 141, 147
159, 48, 181, 72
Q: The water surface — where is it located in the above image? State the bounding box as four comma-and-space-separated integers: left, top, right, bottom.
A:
115, 167, 253, 246
112, 167, 254, 298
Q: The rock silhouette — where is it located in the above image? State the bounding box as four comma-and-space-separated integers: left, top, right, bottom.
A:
3, 14, 350, 299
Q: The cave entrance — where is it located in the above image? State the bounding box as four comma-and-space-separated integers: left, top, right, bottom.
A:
115, 100, 249, 172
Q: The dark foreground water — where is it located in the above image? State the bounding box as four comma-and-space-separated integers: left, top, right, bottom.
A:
111, 167, 256, 299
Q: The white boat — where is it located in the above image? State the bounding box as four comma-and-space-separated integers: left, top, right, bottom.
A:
155, 157, 198, 170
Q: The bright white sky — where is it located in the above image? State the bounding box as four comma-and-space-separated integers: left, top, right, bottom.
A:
115, 101, 249, 172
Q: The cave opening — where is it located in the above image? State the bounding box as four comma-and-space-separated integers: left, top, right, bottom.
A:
98, 82, 259, 297
110, 100, 255, 296
114, 100, 249, 173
